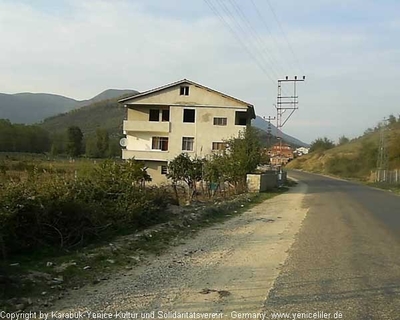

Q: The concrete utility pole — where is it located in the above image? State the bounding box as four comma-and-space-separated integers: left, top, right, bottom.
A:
377, 118, 389, 182
275, 76, 306, 165
263, 115, 276, 148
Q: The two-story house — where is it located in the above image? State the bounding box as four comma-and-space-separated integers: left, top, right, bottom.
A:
118, 79, 256, 184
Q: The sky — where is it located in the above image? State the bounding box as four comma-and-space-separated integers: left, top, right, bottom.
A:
1, 0, 400, 144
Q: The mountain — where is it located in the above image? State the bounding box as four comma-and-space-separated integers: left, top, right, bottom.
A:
0, 89, 137, 124
40, 91, 139, 137
252, 116, 309, 147
75, 89, 137, 107
0, 93, 78, 124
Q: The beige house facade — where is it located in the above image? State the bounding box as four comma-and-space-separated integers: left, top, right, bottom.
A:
119, 79, 256, 184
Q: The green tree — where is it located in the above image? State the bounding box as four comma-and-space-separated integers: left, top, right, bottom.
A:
222, 126, 261, 192
309, 137, 335, 153
167, 153, 203, 204
84, 135, 99, 158
388, 114, 397, 126
338, 135, 350, 146
66, 126, 83, 157
0, 120, 51, 153
202, 126, 261, 194
50, 132, 67, 156
96, 128, 109, 157
108, 138, 122, 158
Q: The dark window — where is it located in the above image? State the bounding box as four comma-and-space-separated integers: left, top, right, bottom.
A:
180, 86, 189, 96
182, 137, 194, 151
212, 142, 226, 151
152, 137, 168, 151
213, 117, 227, 126
149, 109, 159, 121
161, 165, 168, 175
162, 109, 170, 121
183, 109, 195, 123
235, 111, 248, 125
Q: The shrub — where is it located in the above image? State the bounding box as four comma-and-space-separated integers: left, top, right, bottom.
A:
0, 160, 173, 258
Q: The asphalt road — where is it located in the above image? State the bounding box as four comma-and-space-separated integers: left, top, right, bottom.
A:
263, 170, 400, 320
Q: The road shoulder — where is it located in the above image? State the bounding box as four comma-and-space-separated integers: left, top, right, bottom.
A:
48, 181, 309, 315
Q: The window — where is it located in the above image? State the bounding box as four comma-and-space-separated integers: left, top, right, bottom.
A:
149, 109, 159, 121
152, 137, 168, 151
162, 109, 170, 121
180, 86, 189, 96
182, 137, 194, 151
235, 111, 248, 125
183, 109, 195, 123
212, 142, 226, 151
213, 117, 227, 126
161, 165, 168, 175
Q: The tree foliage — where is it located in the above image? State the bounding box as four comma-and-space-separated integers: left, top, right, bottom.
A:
309, 137, 335, 153
66, 126, 83, 157
338, 135, 350, 146
167, 153, 203, 204
0, 119, 51, 153
0, 160, 170, 257
167, 127, 261, 202
96, 128, 109, 157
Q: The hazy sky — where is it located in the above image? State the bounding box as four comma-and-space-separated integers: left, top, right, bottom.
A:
1, 0, 400, 143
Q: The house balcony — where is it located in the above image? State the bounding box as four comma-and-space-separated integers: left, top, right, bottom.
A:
123, 120, 170, 133
122, 149, 169, 161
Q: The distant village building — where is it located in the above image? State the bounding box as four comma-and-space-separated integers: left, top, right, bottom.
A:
119, 79, 255, 184
295, 146, 310, 156
267, 142, 294, 166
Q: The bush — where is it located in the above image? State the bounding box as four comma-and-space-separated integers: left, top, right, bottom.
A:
325, 156, 361, 177
0, 161, 173, 258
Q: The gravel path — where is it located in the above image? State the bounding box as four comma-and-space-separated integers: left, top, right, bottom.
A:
46, 181, 308, 317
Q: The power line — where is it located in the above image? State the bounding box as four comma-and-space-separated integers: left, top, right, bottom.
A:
265, 0, 305, 75
209, 0, 292, 96
249, 0, 294, 74
203, 0, 277, 86
227, 0, 286, 77
214, 0, 282, 79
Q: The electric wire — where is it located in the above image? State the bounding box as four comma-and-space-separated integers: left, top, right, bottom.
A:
265, 0, 305, 75
203, 0, 278, 86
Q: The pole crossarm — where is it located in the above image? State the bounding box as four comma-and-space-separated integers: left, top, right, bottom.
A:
275, 76, 305, 166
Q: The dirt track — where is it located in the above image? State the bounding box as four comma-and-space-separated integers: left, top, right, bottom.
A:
48, 181, 308, 317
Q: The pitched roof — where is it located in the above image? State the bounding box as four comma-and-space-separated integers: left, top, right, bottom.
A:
118, 78, 254, 108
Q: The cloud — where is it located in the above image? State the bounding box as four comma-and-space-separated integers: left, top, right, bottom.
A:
0, 0, 399, 143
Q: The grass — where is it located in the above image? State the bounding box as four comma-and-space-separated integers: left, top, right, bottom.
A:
366, 182, 400, 194
0, 188, 286, 311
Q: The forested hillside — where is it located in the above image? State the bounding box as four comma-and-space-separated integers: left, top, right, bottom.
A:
0, 89, 137, 124
287, 115, 400, 180
0, 119, 50, 153
40, 97, 127, 137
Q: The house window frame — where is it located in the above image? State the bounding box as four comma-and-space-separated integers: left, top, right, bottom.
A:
235, 111, 248, 125
182, 137, 194, 151
183, 108, 195, 123
212, 142, 226, 151
161, 165, 168, 175
149, 109, 160, 122
151, 136, 169, 151
161, 109, 170, 122
180, 86, 189, 96
213, 117, 227, 126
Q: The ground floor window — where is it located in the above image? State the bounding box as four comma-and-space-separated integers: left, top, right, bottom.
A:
161, 165, 168, 175
212, 142, 226, 151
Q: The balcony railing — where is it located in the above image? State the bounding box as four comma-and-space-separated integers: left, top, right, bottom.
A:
122, 149, 169, 161
123, 120, 170, 133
